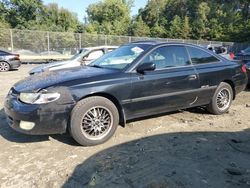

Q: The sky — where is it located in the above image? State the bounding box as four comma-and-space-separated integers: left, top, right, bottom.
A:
43, 0, 148, 22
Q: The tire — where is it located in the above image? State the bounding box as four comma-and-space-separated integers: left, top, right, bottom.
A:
70, 96, 119, 146
0, 61, 10, 72
207, 82, 233, 115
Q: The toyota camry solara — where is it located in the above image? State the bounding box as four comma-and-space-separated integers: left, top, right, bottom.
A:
4, 41, 248, 146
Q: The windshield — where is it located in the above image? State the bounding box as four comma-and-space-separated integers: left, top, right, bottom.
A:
70, 48, 90, 61
89, 44, 151, 70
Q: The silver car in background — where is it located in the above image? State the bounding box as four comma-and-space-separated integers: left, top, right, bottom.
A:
0, 50, 21, 72
206, 44, 235, 60
29, 46, 118, 75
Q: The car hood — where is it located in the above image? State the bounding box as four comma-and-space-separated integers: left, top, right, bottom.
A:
29, 60, 72, 74
14, 66, 119, 92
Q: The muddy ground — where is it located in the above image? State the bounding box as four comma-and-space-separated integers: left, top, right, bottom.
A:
0, 65, 250, 188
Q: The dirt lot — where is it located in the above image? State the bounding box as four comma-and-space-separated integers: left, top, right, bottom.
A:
0, 65, 250, 188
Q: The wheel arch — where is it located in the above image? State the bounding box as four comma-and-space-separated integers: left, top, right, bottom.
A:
222, 80, 236, 99
0, 60, 10, 64
0, 61, 10, 67
78, 92, 126, 127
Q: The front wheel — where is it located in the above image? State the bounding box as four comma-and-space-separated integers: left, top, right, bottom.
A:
0, 62, 10, 72
207, 82, 233, 115
70, 96, 119, 146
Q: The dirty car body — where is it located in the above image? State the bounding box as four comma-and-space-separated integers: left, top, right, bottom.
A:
4, 41, 248, 145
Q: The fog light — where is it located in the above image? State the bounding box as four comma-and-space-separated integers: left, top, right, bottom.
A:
19, 121, 35, 130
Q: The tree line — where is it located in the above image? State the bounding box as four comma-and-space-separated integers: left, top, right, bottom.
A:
0, 0, 84, 32
0, 0, 250, 42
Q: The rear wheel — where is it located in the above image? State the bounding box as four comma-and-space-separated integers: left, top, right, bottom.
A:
70, 96, 119, 146
0, 62, 10, 72
207, 82, 233, 115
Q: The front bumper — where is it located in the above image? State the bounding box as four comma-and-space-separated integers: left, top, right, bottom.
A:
4, 91, 75, 135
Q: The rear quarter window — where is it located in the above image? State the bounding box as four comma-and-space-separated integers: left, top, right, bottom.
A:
187, 46, 220, 64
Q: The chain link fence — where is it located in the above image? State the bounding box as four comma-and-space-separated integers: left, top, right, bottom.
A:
0, 28, 247, 61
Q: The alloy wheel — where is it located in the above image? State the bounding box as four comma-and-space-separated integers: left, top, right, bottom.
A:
0, 62, 10, 72
216, 88, 231, 111
81, 106, 113, 140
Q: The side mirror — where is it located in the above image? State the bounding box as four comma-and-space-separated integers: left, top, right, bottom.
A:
136, 62, 156, 74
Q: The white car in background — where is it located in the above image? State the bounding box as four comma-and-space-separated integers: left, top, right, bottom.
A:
29, 46, 118, 75
206, 44, 235, 60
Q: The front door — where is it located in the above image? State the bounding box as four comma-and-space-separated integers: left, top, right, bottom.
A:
127, 45, 200, 119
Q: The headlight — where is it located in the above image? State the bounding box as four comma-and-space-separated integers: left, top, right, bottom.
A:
19, 92, 60, 104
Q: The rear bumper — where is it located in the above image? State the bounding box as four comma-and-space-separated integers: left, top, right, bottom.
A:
10, 60, 21, 69
246, 63, 250, 84
234, 74, 248, 94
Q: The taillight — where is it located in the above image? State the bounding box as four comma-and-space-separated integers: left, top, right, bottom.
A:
15, 54, 20, 60
229, 52, 235, 59
242, 64, 247, 73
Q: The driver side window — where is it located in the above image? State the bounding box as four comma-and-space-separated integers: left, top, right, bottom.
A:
140, 45, 190, 70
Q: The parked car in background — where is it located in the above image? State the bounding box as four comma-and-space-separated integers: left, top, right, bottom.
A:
235, 47, 250, 59
246, 63, 250, 85
40, 51, 62, 56
15, 49, 38, 56
5, 41, 248, 146
234, 46, 250, 85
207, 44, 227, 54
206, 44, 234, 60
29, 46, 118, 75
0, 50, 21, 72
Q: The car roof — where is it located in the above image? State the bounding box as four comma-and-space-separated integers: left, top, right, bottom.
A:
131, 40, 205, 48
130, 40, 225, 59
131, 40, 163, 45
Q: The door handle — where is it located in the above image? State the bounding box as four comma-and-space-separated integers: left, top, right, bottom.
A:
188, 74, 197, 80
